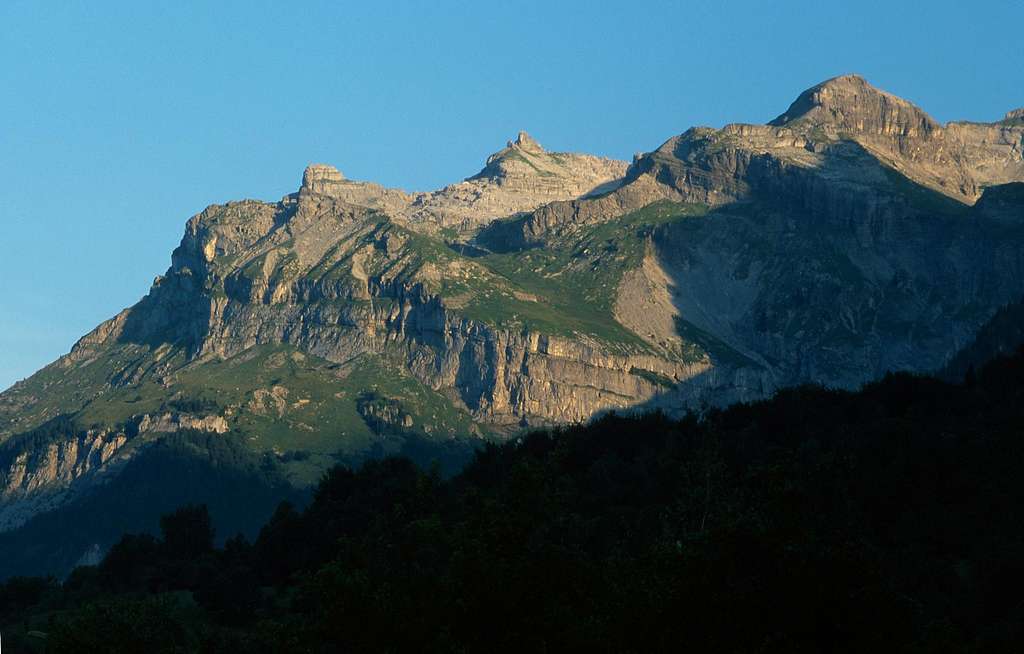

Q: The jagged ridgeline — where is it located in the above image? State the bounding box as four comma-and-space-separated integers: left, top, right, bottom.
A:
1, 75, 1023, 578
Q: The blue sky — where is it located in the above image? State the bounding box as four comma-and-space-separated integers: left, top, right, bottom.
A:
1, 0, 1021, 391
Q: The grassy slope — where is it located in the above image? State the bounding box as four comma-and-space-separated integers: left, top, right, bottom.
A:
451, 201, 709, 354
73, 345, 483, 485
0, 342, 172, 439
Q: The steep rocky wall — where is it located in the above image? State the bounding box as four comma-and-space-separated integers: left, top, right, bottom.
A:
154, 266, 711, 425
651, 196, 1024, 391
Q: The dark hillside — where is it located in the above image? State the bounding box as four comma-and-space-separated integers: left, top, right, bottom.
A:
4, 348, 1024, 652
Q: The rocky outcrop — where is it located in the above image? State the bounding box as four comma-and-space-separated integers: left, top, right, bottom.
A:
282, 133, 629, 234
0, 430, 128, 526
0, 412, 227, 530
295, 165, 413, 218
302, 163, 346, 189
1002, 108, 1024, 125
614, 249, 681, 352
767, 74, 1024, 202
940, 296, 1024, 381
769, 74, 940, 137
478, 174, 674, 250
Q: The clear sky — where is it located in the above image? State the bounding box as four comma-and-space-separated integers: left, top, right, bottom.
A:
0, 0, 1021, 391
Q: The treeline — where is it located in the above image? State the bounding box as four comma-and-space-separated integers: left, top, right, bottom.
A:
0, 428, 301, 582
4, 349, 1024, 652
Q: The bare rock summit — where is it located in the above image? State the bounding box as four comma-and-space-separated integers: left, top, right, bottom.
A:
769, 73, 939, 137
302, 163, 345, 188
290, 132, 628, 233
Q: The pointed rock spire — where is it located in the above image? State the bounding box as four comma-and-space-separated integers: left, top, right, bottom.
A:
480, 131, 546, 170
510, 130, 544, 154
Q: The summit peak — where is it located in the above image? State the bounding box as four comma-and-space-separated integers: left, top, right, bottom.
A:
768, 74, 939, 136
509, 130, 544, 154
303, 163, 345, 187
480, 131, 546, 169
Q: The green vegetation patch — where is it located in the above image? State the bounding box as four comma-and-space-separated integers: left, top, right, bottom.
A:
447, 201, 708, 354
74, 344, 484, 486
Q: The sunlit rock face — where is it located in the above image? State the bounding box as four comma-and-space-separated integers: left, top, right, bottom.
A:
285, 132, 629, 235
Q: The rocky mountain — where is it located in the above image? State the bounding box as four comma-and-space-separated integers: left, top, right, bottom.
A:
1, 75, 1023, 577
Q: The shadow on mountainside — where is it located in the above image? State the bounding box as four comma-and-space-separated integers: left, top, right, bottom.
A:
11, 347, 1024, 652
114, 271, 218, 355
0, 429, 304, 581
0, 408, 481, 581
629, 140, 1024, 413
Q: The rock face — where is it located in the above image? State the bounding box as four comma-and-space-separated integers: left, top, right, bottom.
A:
1, 75, 1023, 567
281, 132, 628, 234
302, 163, 346, 189
1003, 108, 1024, 125
766, 74, 1024, 202
100, 189, 713, 426
417, 130, 629, 230
483, 76, 1024, 252
769, 74, 940, 141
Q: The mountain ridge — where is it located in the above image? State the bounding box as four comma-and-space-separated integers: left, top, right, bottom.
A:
1, 74, 1023, 577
